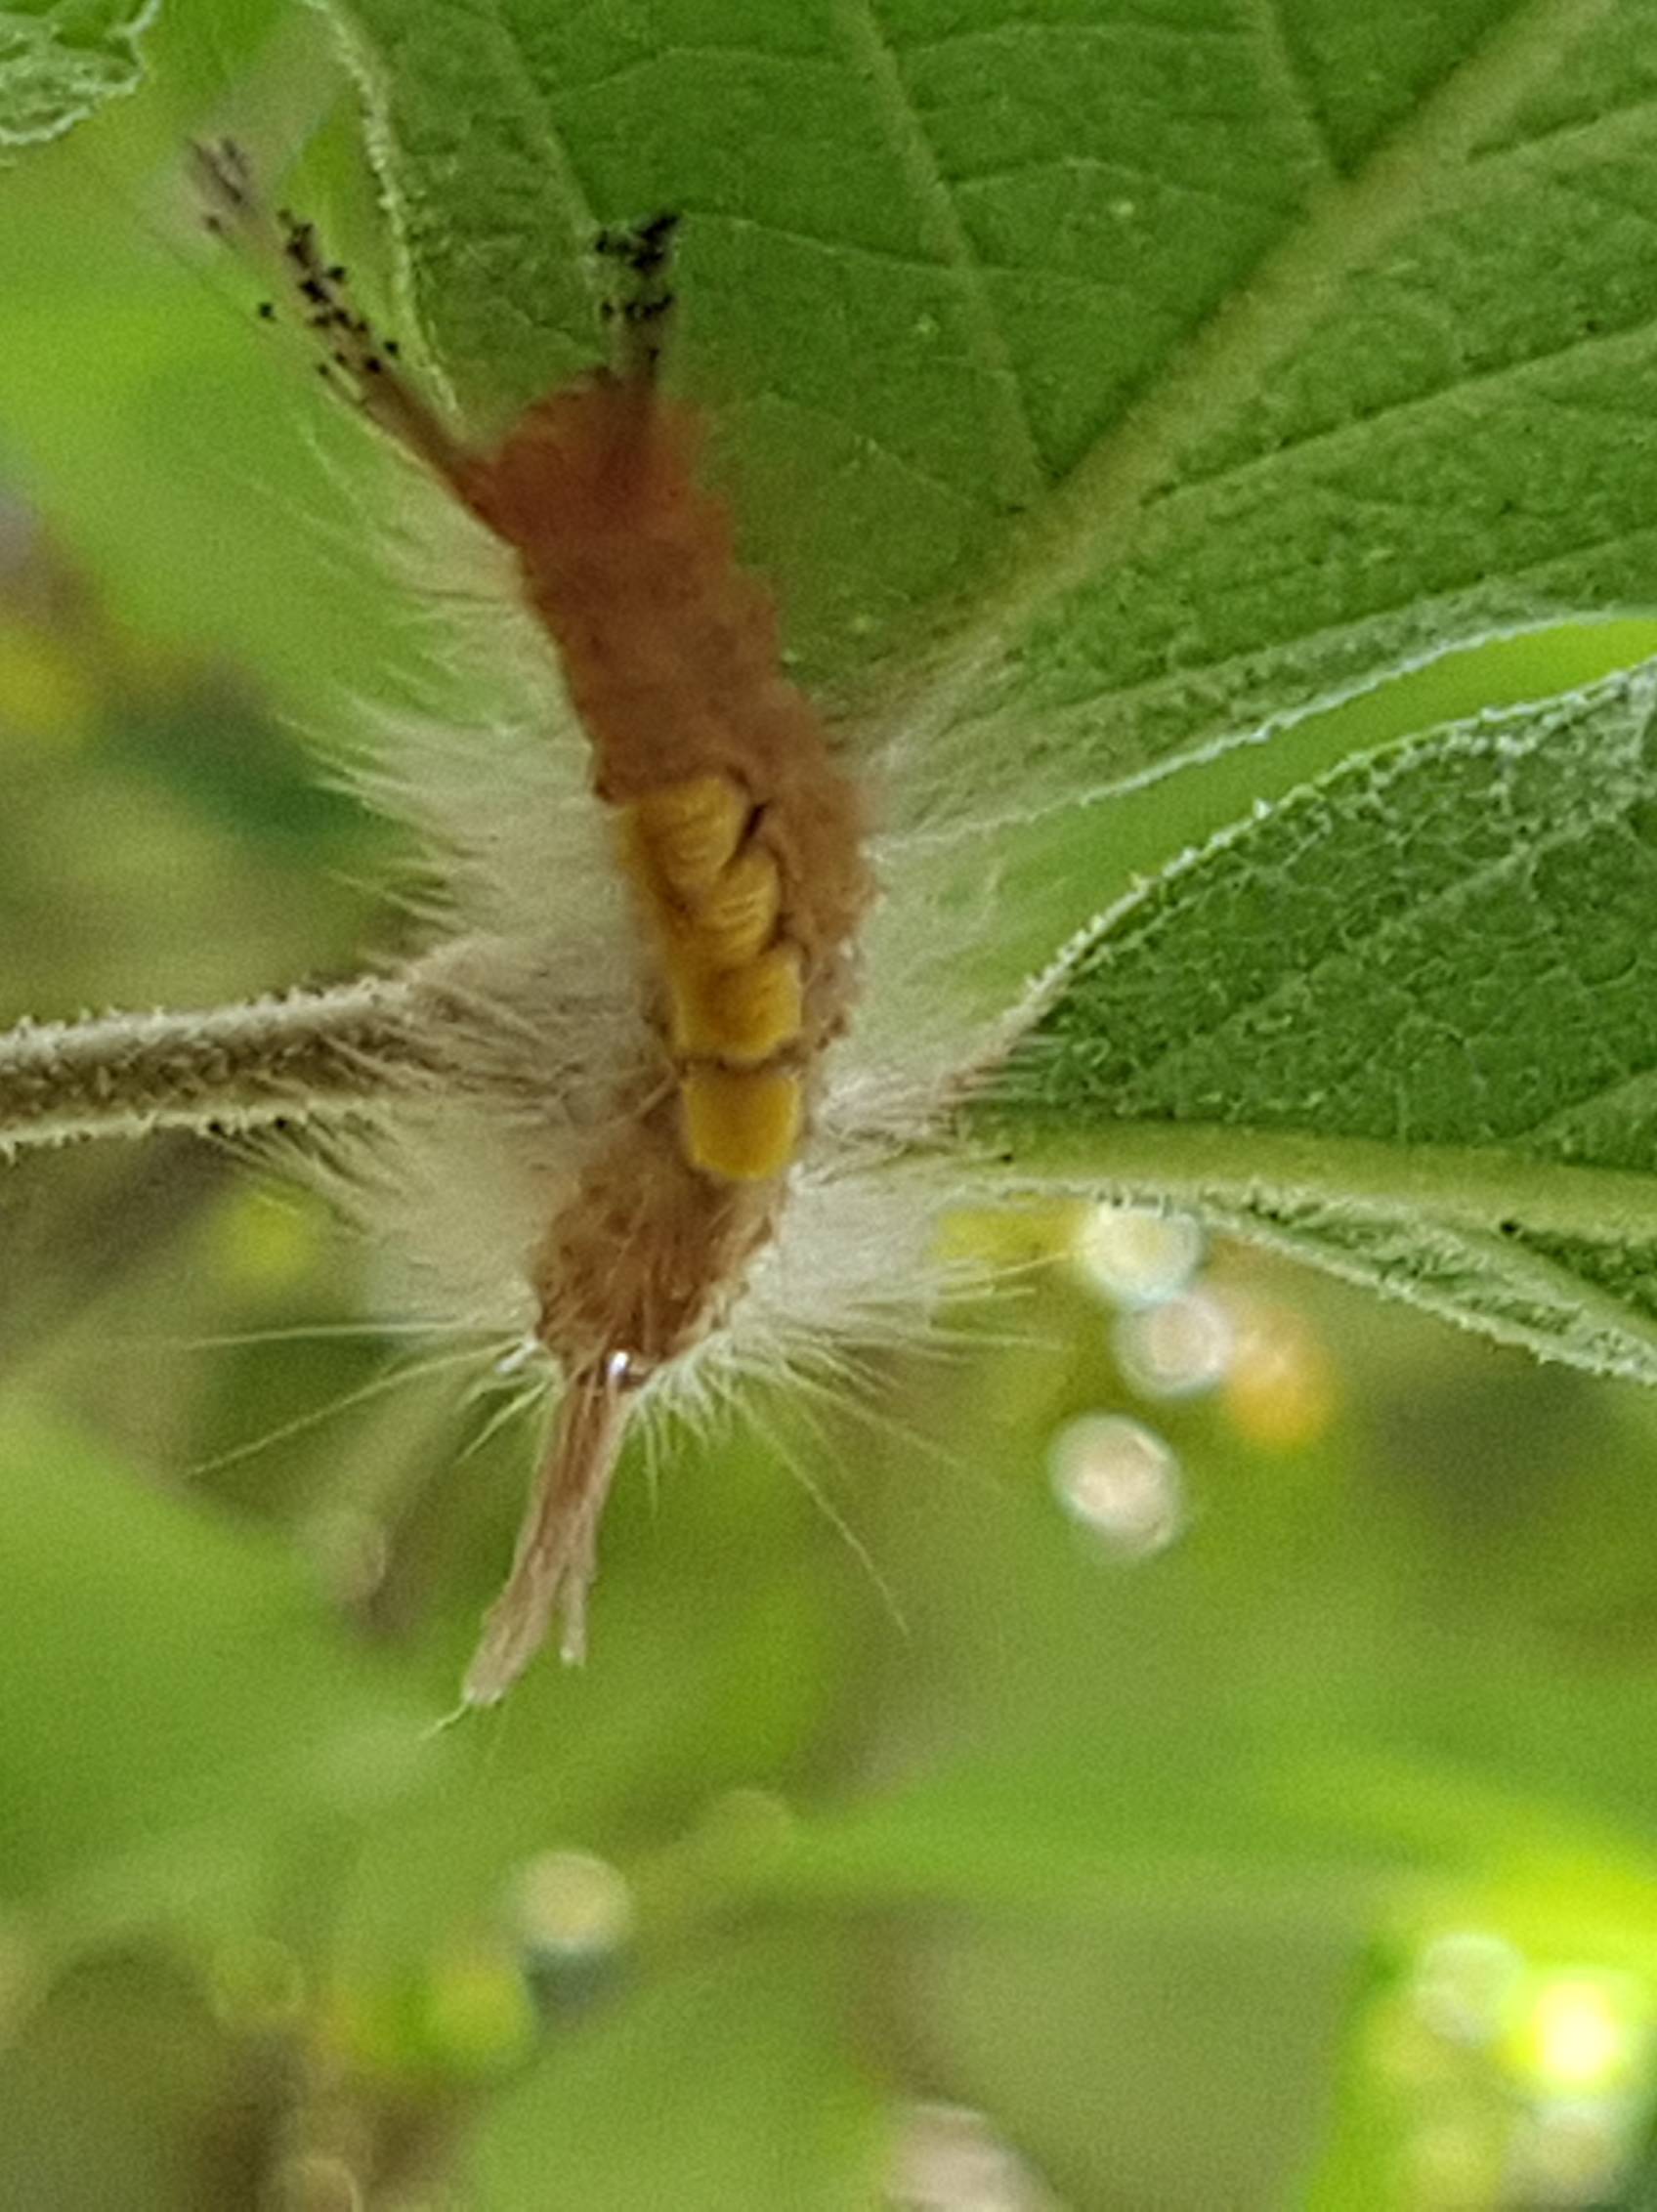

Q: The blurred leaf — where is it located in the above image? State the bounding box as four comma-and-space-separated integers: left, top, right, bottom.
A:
329, 1419, 848, 1976
0, 1138, 225, 1363
0, 1950, 281, 2212
903, 1917, 1355, 2211
792, 1328, 1657, 2206
0, 1, 157, 147
0, 0, 414, 720
0, 1402, 424, 1932
456, 1936, 887, 2212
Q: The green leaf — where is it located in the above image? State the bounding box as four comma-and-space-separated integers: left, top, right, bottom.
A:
323, 0, 1657, 760
0, 1, 159, 147
983, 669, 1657, 1380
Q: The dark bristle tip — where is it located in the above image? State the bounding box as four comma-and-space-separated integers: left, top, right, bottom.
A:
327, 264, 347, 281
256, 300, 276, 320
384, 339, 402, 357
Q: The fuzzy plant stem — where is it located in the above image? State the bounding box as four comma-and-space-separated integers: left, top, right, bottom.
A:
0, 976, 431, 1156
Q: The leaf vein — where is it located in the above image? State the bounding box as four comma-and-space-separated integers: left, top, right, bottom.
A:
951, 150, 1297, 222
897, 16, 1253, 64
490, 0, 602, 234
828, 0, 1046, 494
1235, 0, 1342, 181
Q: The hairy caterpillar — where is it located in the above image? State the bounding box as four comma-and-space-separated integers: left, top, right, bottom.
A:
189, 140, 985, 1705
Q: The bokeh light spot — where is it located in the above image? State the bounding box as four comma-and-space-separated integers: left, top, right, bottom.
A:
1048, 1414, 1184, 1557
1074, 1204, 1202, 1308
887, 2101, 1059, 2210
1411, 1929, 1525, 2048
1114, 1287, 1235, 1399
421, 1941, 537, 2070
1513, 1972, 1645, 2094
1220, 1296, 1338, 1450
511, 1850, 635, 1964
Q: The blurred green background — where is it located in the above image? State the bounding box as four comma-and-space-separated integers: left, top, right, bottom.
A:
9, 6, 1657, 2207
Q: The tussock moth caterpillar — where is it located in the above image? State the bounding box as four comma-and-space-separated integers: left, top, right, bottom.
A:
187, 139, 1001, 1705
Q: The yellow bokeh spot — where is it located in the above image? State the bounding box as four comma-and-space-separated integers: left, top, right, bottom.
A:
1509, 1972, 1644, 2094
208, 1185, 328, 1294
512, 1850, 635, 1959
1221, 1297, 1338, 1450
271, 2152, 363, 2212
421, 1944, 537, 2072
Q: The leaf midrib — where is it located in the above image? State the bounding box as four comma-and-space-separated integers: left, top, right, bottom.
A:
997, 1118, 1657, 1249
1196, 1188, 1657, 1376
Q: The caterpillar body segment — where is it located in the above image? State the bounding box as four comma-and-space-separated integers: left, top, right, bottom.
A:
624, 768, 811, 1170
628, 773, 749, 898
681, 1065, 804, 1183
668, 944, 805, 1069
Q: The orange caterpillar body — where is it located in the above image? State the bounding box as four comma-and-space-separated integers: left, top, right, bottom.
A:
456, 365, 873, 1697
471, 373, 870, 1189
196, 149, 871, 1695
